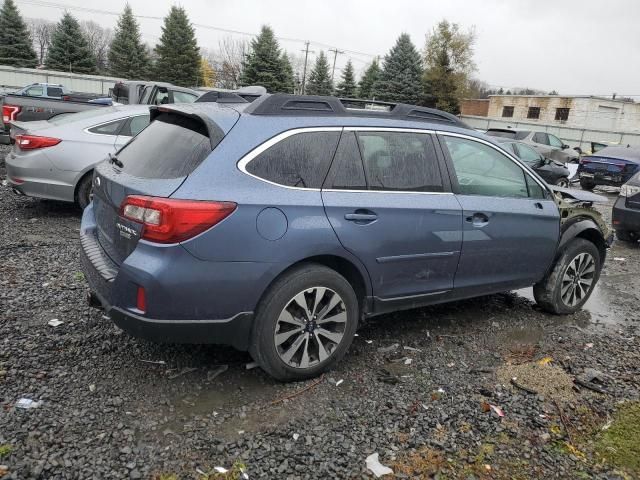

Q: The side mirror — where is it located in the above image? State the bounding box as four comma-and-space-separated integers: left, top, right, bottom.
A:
562, 144, 570, 150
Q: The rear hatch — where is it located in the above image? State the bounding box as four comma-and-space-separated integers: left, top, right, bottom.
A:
579, 147, 640, 183
92, 104, 239, 265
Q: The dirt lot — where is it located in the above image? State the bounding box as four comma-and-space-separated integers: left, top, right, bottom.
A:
1, 145, 639, 479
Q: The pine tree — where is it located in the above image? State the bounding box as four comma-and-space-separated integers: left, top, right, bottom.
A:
46, 12, 96, 74
305, 51, 332, 96
154, 6, 200, 87
334, 59, 357, 98
241, 25, 288, 93
0, 0, 38, 68
108, 4, 150, 79
374, 33, 423, 105
278, 52, 294, 94
357, 59, 380, 99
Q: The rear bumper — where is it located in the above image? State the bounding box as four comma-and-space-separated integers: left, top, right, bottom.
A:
612, 196, 640, 233
79, 204, 257, 350
578, 170, 634, 187
5, 152, 76, 202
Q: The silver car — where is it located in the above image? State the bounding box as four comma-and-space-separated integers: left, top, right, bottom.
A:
485, 128, 580, 164
5, 106, 150, 208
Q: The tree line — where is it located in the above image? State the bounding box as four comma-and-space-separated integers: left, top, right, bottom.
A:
0, 0, 482, 113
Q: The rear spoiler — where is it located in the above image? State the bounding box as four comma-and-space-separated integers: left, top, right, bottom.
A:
195, 91, 248, 104
150, 105, 226, 150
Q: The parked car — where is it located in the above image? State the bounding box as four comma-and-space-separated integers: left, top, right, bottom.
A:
485, 128, 580, 164
111, 81, 200, 105
8, 82, 109, 102
612, 172, 640, 242
577, 146, 640, 190
491, 137, 571, 187
81, 95, 611, 381
5, 105, 151, 209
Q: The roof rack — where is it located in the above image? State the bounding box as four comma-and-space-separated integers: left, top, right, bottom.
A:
195, 91, 248, 104
244, 94, 469, 128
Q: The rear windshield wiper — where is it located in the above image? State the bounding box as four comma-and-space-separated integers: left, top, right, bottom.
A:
108, 153, 123, 168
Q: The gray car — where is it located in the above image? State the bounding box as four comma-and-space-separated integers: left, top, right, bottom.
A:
5, 105, 151, 208
486, 128, 580, 164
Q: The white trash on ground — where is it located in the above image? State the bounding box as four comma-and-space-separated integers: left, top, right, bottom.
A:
365, 453, 394, 478
47, 319, 63, 327
16, 398, 41, 409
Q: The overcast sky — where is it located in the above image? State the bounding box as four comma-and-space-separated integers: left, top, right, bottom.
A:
17, 0, 640, 96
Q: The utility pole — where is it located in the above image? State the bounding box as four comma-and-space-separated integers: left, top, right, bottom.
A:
328, 47, 345, 83
300, 41, 314, 95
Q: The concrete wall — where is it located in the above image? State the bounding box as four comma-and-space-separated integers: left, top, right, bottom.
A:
0, 65, 124, 95
487, 95, 640, 133
460, 99, 489, 117
462, 114, 640, 152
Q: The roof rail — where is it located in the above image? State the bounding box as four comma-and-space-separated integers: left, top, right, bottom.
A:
244, 94, 469, 128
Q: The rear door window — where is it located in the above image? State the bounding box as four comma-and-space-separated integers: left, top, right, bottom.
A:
118, 114, 150, 137
48, 87, 63, 98
245, 131, 340, 189
88, 119, 126, 135
357, 131, 443, 192
533, 132, 549, 145
117, 112, 213, 179
548, 134, 564, 148
172, 91, 198, 103
324, 131, 367, 190
515, 143, 543, 164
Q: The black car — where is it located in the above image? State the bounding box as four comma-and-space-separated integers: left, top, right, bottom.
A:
612, 172, 640, 242
493, 137, 571, 187
578, 146, 640, 191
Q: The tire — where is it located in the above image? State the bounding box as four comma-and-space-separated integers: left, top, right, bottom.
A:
579, 179, 595, 191
75, 172, 93, 210
616, 230, 637, 243
533, 238, 601, 314
249, 264, 359, 382
554, 177, 570, 188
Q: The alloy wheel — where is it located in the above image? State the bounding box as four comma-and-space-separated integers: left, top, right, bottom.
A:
274, 287, 347, 369
560, 252, 596, 307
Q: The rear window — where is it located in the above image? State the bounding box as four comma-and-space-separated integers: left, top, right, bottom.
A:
117, 112, 212, 179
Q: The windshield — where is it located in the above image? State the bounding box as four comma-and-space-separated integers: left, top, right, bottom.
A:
47, 107, 119, 125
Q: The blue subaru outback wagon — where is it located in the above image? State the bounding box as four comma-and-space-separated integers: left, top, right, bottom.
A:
81, 94, 610, 381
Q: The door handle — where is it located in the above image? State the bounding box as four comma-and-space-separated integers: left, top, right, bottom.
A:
345, 210, 377, 223
534, 202, 543, 209
465, 212, 489, 226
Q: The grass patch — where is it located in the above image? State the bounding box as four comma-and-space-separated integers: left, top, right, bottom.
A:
596, 402, 640, 473
0, 444, 12, 458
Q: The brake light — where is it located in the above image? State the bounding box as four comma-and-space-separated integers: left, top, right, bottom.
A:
120, 196, 237, 244
579, 157, 590, 164
62, 95, 70, 101
15, 134, 62, 150
2, 104, 21, 123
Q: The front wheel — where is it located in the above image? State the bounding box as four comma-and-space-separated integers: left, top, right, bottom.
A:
250, 264, 359, 382
533, 238, 601, 314
76, 172, 93, 210
554, 177, 570, 188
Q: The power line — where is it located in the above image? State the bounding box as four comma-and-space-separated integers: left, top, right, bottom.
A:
16, 0, 380, 60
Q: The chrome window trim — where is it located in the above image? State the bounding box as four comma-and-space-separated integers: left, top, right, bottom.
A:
437, 130, 550, 192
237, 126, 448, 194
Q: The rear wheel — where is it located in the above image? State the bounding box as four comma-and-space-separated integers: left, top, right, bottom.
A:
554, 177, 570, 188
579, 178, 596, 191
533, 238, 601, 314
250, 264, 358, 382
616, 230, 637, 243
75, 172, 93, 210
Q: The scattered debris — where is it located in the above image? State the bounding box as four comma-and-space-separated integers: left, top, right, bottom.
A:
293, 433, 299, 441
140, 359, 166, 365
497, 362, 576, 403
575, 368, 610, 394
270, 375, 325, 405
510, 377, 538, 395
335, 379, 344, 386
437, 388, 445, 394
377, 343, 399, 353
15, 398, 41, 409
489, 404, 504, 418
168, 367, 197, 380
446, 362, 455, 367
404, 358, 412, 365
245, 361, 259, 370
0, 465, 8, 476
537, 356, 553, 365
365, 340, 373, 344
403, 346, 422, 352
554, 398, 574, 445
377, 369, 399, 385
47, 318, 63, 327
214, 466, 228, 473
613, 257, 626, 262
584, 343, 594, 350
89, 384, 96, 392
365, 453, 393, 478
207, 365, 228, 382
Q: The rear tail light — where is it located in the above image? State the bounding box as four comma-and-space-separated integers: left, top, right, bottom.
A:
62, 95, 70, 101
579, 157, 590, 164
15, 134, 62, 150
620, 184, 640, 197
120, 195, 237, 244
2, 104, 21, 123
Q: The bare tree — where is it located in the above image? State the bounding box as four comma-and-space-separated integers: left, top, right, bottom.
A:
81, 20, 113, 73
213, 36, 247, 89
28, 18, 55, 66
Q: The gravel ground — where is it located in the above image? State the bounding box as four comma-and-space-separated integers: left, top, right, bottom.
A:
1, 144, 639, 479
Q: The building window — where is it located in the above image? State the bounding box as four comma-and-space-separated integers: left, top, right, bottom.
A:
502, 106, 514, 118
555, 108, 570, 121
527, 107, 541, 119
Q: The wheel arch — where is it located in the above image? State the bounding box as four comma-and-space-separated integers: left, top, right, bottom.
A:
73, 168, 94, 203
558, 218, 607, 263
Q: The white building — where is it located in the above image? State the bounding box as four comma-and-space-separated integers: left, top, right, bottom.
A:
486, 95, 640, 133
